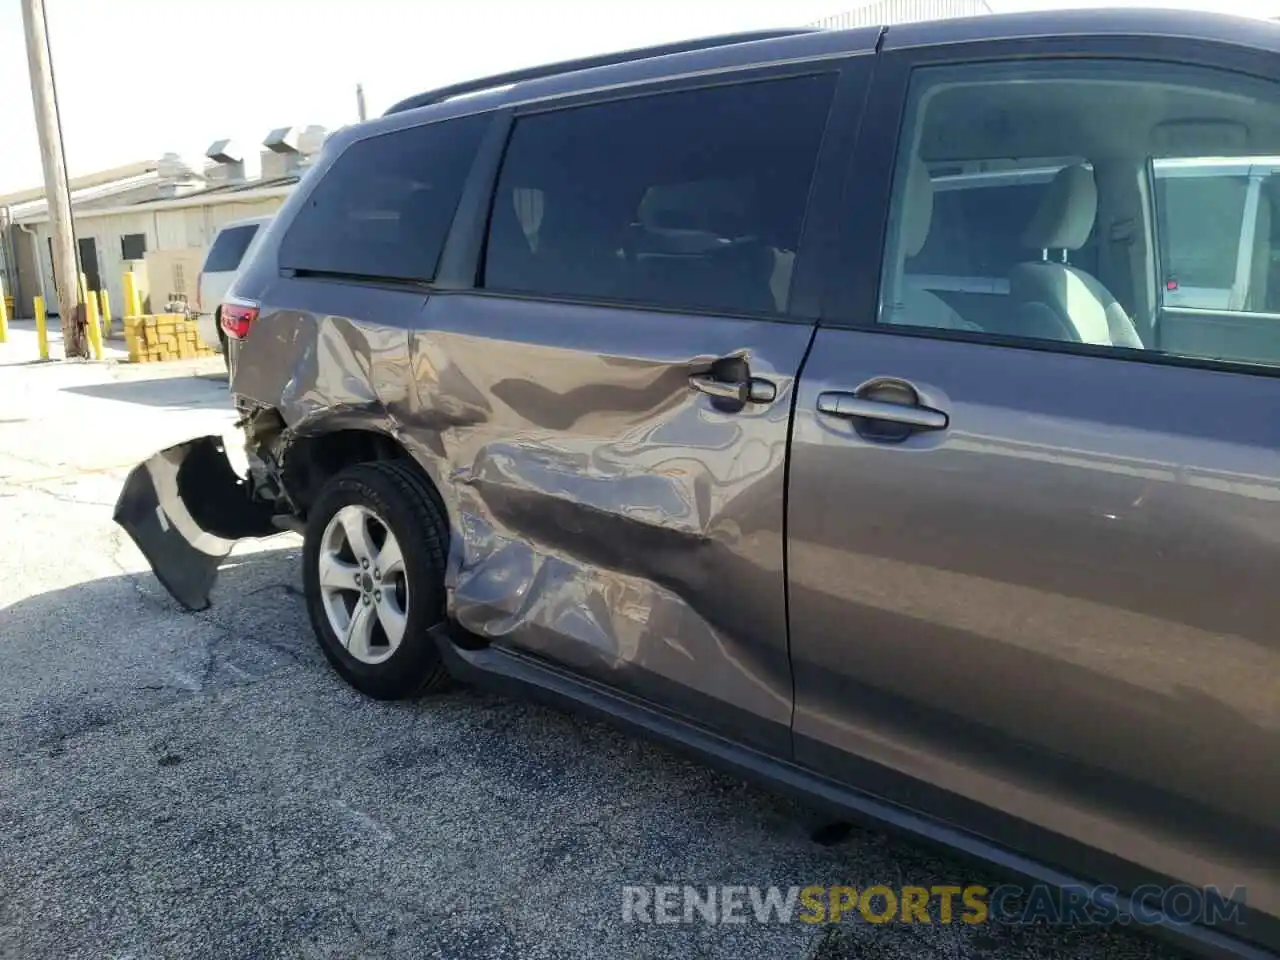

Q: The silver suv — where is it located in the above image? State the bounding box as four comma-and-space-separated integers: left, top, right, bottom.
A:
115, 12, 1280, 957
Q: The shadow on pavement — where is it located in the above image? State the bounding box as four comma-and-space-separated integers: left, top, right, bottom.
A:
0, 543, 1185, 960
61, 371, 231, 408
0, 541, 312, 763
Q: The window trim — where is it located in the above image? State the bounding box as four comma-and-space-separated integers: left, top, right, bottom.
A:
824, 34, 1280, 381
471, 59, 863, 323
507, 56, 855, 121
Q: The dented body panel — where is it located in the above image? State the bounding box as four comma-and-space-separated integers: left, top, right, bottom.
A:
232, 280, 815, 752
405, 294, 812, 751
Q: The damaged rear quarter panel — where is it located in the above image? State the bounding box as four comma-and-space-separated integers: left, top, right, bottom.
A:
232, 281, 422, 435
233, 282, 814, 751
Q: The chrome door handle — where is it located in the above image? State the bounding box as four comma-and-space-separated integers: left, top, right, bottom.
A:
816, 392, 948, 431
689, 374, 777, 405
689, 374, 746, 403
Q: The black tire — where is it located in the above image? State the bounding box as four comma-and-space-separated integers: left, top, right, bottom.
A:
302, 460, 451, 699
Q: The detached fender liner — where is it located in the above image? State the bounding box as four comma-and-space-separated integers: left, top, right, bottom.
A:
113, 435, 280, 611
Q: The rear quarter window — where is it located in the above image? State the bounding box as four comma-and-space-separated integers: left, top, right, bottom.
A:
279, 113, 489, 282
203, 225, 259, 273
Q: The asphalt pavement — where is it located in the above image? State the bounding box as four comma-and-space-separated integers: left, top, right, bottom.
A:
0, 322, 1186, 960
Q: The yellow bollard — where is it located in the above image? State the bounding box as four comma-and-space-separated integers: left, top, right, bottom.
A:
122, 271, 141, 318
0, 278, 8, 344
79, 273, 89, 303
99, 289, 113, 338
85, 293, 104, 360
33, 296, 49, 360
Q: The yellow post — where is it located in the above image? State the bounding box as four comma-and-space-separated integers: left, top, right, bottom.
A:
85, 290, 104, 360
33, 296, 49, 360
79, 272, 88, 303
0, 278, 9, 344
122, 271, 141, 318
99, 289, 113, 338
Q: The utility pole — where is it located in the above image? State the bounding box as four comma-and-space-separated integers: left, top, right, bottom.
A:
356, 83, 368, 123
20, 0, 87, 358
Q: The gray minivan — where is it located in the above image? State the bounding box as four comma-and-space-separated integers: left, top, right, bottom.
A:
115, 11, 1280, 957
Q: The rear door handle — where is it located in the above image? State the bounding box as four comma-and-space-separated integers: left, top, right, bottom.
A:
817, 392, 948, 431
689, 373, 777, 405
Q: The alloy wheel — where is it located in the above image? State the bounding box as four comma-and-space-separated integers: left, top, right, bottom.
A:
317, 504, 410, 664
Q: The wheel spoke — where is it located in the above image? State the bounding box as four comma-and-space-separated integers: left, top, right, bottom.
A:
338, 506, 375, 565
344, 601, 377, 660
376, 599, 407, 647
319, 551, 360, 591
375, 533, 405, 578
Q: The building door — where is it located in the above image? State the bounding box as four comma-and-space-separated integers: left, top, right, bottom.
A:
78, 237, 101, 294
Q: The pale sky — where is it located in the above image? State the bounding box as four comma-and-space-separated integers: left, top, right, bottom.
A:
2, 0, 1278, 194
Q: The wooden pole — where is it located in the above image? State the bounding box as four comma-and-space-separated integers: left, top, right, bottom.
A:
20, 0, 87, 358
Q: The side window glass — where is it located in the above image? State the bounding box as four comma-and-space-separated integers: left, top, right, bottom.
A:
483, 74, 838, 316
879, 59, 1280, 367
279, 113, 489, 282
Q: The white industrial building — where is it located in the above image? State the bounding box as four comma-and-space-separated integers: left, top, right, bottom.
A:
0, 125, 326, 319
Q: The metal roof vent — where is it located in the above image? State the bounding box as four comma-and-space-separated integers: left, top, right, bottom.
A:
205, 139, 248, 184
297, 125, 329, 156
206, 139, 244, 164
264, 127, 302, 154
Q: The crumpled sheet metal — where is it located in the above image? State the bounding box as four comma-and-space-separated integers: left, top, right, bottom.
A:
239, 291, 809, 748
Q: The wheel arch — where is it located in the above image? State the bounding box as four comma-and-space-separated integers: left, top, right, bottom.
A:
282, 425, 443, 521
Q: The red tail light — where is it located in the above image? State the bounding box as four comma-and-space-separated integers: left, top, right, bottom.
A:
220, 299, 259, 340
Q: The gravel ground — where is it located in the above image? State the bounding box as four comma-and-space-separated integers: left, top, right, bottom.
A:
0, 324, 1186, 960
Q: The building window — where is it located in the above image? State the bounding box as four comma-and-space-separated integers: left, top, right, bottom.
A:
120, 233, 147, 261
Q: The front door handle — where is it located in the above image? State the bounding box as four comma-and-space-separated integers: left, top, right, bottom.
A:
817, 393, 947, 430
689, 374, 777, 405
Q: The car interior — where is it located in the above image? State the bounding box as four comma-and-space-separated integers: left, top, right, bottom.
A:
885, 65, 1280, 366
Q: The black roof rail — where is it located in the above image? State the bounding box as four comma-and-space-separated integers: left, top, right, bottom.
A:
383, 28, 819, 116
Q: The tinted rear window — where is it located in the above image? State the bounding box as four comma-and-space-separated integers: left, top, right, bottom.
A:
482, 74, 837, 316
279, 113, 488, 282
203, 225, 259, 273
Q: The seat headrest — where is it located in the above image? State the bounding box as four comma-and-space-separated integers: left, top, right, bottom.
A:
1022, 165, 1097, 252
902, 156, 934, 258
